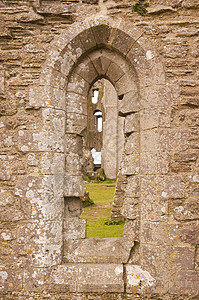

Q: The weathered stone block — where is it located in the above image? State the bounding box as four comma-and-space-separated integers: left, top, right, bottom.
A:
91, 24, 112, 46
15, 175, 64, 220
120, 154, 139, 175
78, 27, 97, 50
64, 217, 86, 239
126, 264, 156, 294
168, 246, 195, 271
106, 61, 125, 83
64, 175, 86, 197
125, 133, 139, 155
66, 112, 87, 135
66, 92, 87, 114
115, 73, 137, 95
0, 69, 4, 95
140, 222, 168, 245
121, 198, 139, 220
119, 91, 140, 115
75, 56, 98, 84
50, 263, 124, 293
140, 151, 169, 175
170, 199, 199, 221
140, 107, 171, 130
125, 113, 139, 134
111, 29, 134, 55
0, 267, 22, 292
140, 129, 158, 152
123, 219, 140, 241
67, 72, 90, 95
64, 237, 133, 264
89, 49, 113, 76
159, 129, 190, 151
180, 223, 199, 244
140, 84, 173, 109
140, 175, 185, 221
124, 176, 139, 198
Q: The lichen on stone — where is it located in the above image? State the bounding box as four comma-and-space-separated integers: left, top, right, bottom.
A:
132, 0, 149, 16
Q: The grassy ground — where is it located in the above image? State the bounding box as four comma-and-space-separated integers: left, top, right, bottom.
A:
80, 181, 124, 238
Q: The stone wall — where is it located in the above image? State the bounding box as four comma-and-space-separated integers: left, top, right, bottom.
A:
0, 0, 199, 299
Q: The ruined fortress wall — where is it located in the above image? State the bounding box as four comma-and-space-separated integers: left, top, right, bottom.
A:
0, 0, 199, 299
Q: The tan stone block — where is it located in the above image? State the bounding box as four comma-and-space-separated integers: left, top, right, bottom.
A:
140, 222, 168, 246
0, 157, 11, 180
0, 69, 5, 95
63, 217, 86, 240
125, 113, 139, 134
140, 151, 169, 175
64, 175, 86, 197
140, 175, 185, 221
22, 267, 50, 291
89, 49, 113, 76
67, 72, 90, 95
66, 92, 87, 114
111, 29, 134, 55
171, 199, 199, 222
65, 134, 83, 155
66, 112, 87, 135
140, 129, 158, 152
139, 244, 169, 293
75, 56, 98, 84
140, 84, 173, 109
119, 90, 140, 115
42, 108, 65, 133
124, 176, 139, 198
64, 237, 133, 264
106, 61, 125, 83
91, 24, 112, 46
196, 245, 199, 270
159, 129, 189, 151
121, 199, 139, 220
0, 267, 22, 292
78, 27, 96, 51
126, 264, 156, 294
123, 219, 140, 241
50, 263, 124, 293
65, 152, 82, 175
62, 35, 84, 64
115, 73, 137, 96
49, 264, 78, 292
180, 222, 199, 244
140, 109, 159, 130
168, 246, 195, 270
15, 175, 64, 220
76, 263, 124, 293
29, 85, 66, 110
125, 133, 139, 155
120, 154, 139, 175
39, 152, 65, 175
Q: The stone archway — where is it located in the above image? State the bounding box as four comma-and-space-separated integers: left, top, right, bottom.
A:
27, 16, 174, 293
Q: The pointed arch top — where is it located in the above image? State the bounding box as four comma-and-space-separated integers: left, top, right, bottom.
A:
29, 16, 167, 111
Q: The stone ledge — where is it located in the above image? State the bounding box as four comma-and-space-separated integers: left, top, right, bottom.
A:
22, 263, 124, 293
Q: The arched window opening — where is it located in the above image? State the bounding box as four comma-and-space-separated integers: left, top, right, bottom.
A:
94, 110, 103, 132
92, 89, 99, 104
81, 78, 125, 238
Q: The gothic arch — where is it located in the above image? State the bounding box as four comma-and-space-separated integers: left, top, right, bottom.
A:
28, 17, 172, 293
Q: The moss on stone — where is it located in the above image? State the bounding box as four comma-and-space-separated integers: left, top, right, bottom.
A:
132, 0, 149, 16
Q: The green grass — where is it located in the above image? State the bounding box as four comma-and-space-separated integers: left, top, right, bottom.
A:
80, 182, 125, 238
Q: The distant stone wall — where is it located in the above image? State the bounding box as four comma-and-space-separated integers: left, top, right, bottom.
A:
0, 0, 199, 298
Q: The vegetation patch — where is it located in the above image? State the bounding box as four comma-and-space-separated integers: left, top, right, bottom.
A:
80, 182, 125, 238
132, 0, 149, 16
104, 219, 125, 226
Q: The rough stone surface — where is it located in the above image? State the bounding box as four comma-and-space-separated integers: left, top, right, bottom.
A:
0, 0, 199, 298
